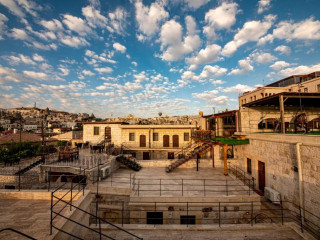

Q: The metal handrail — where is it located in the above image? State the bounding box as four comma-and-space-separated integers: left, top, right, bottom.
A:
0, 228, 36, 240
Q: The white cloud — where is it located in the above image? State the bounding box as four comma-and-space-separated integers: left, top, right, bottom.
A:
203, 2, 239, 40
135, 0, 168, 40
278, 63, 320, 76
184, 0, 210, 9
59, 34, 89, 48
6, 54, 36, 65
0, 65, 24, 83
132, 61, 138, 67
82, 5, 107, 28
62, 14, 92, 36
0, 0, 25, 18
199, 65, 227, 79
0, 85, 12, 91
11, 28, 29, 40
58, 67, 69, 76
223, 84, 254, 93
270, 61, 291, 71
0, 13, 8, 40
113, 42, 126, 53
95, 67, 113, 73
257, 0, 271, 14
192, 90, 229, 106
23, 70, 47, 80
40, 19, 63, 31
250, 51, 277, 64
32, 53, 44, 62
134, 71, 149, 83
82, 70, 95, 76
274, 45, 291, 55
222, 15, 276, 57
107, 7, 128, 35
160, 17, 201, 61
229, 58, 253, 75
210, 79, 225, 85
186, 44, 222, 69
257, 33, 274, 45
273, 18, 320, 41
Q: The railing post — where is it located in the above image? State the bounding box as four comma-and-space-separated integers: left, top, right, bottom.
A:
187, 202, 189, 228
47, 169, 50, 192
18, 166, 21, 191
160, 179, 162, 196
299, 206, 304, 233
248, 179, 251, 196
280, 200, 284, 225
99, 218, 102, 240
130, 172, 132, 188
182, 179, 184, 196
122, 201, 124, 227
218, 202, 221, 227
50, 192, 53, 235
70, 181, 73, 211
251, 201, 253, 226
111, 172, 113, 187
204, 179, 206, 197
226, 179, 228, 196
244, 172, 246, 185
138, 181, 140, 196
252, 177, 255, 190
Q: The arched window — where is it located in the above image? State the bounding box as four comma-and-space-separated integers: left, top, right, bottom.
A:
308, 117, 320, 130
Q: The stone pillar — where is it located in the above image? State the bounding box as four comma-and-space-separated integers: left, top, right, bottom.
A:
279, 95, 285, 134
211, 145, 215, 168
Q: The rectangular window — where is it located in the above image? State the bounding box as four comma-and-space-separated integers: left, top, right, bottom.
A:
184, 132, 189, 141
254, 96, 256, 101
93, 127, 99, 135
247, 158, 252, 174
129, 133, 135, 141
180, 216, 196, 225
153, 132, 159, 141
147, 212, 163, 225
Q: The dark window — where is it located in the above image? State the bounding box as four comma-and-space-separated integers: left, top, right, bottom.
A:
180, 215, 195, 225
153, 132, 159, 141
184, 132, 189, 141
93, 127, 99, 135
317, 84, 320, 92
163, 135, 169, 147
143, 152, 150, 160
129, 133, 135, 141
147, 212, 163, 225
247, 158, 252, 174
140, 135, 146, 147
168, 152, 174, 159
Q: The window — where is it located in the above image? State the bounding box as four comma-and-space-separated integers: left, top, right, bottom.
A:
318, 84, 320, 92
153, 132, 159, 141
163, 135, 169, 147
254, 96, 256, 101
261, 93, 264, 97
147, 212, 163, 225
180, 216, 195, 225
93, 127, 99, 135
247, 158, 252, 174
129, 133, 135, 141
250, 96, 252, 102
184, 132, 189, 141
304, 88, 308, 92
265, 93, 268, 97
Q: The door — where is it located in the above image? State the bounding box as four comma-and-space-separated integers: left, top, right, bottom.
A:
140, 135, 146, 147
258, 161, 266, 192
168, 152, 174, 159
105, 127, 111, 143
173, 135, 179, 148
147, 212, 163, 224
163, 135, 169, 147
143, 152, 150, 160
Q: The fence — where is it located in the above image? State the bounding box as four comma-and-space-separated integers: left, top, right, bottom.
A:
228, 163, 255, 189
96, 199, 320, 239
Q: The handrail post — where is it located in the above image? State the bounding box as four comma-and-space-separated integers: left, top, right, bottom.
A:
204, 179, 206, 197
182, 179, 184, 196
187, 202, 189, 228
18, 166, 21, 191
130, 172, 132, 188
99, 218, 102, 240
122, 201, 124, 227
50, 192, 53, 235
138, 181, 140, 196
248, 179, 251, 196
299, 206, 304, 233
218, 202, 221, 227
226, 179, 228, 196
251, 201, 253, 226
70, 181, 73, 211
47, 168, 50, 192
160, 179, 161, 196
280, 200, 284, 225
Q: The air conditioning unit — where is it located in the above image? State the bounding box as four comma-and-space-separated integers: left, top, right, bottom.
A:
264, 187, 281, 203
100, 166, 110, 179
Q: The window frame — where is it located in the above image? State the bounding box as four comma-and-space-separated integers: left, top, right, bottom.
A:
129, 132, 135, 141
184, 132, 189, 141
93, 126, 100, 135
153, 132, 159, 141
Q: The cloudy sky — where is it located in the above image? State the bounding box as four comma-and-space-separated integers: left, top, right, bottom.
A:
0, 0, 320, 117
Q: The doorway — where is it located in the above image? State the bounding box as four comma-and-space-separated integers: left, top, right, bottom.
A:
143, 152, 150, 160
258, 161, 266, 192
140, 135, 146, 147
168, 152, 174, 159
147, 212, 163, 224
173, 135, 179, 148
105, 127, 111, 143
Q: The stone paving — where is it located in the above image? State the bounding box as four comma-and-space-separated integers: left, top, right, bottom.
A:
101, 167, 256, 197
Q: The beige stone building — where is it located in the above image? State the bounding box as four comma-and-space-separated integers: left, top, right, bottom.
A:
83, 122, 196, 160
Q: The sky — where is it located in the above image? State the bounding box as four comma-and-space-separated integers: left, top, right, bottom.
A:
0, 0, 320, 118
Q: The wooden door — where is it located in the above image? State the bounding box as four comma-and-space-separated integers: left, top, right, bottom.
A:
258, 161, 265, 192
173, 135, 179, 148
105, 127, 111, 143
140, 135, 146, 147
143, 152, 150, 160
163, 135, 169, 147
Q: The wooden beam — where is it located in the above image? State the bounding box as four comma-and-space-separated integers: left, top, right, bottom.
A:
223, 144, 228, 175
279, 95, 285, 134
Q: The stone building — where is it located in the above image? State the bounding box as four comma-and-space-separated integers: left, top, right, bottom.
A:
82, 122, 196, 160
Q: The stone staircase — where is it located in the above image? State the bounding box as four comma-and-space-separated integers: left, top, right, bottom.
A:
116, 155, 142, 171
14, 157, 44, 175
165, 141, 214, 173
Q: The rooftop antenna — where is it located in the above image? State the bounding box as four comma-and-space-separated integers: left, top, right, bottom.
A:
34, 102, 36, 108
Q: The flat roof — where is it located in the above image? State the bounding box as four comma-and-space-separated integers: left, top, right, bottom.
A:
242, 92, 320, 108
82, 121, 127, 125
203, 110, 238, 119
120, 124, 197, 129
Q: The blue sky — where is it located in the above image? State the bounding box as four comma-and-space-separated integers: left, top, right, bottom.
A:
0, 0, 320, 118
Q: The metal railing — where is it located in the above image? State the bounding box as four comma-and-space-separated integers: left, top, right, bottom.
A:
0, 228, 36, 240
191, 130, 212, 140
95, 200, 320, 239
228, 163, 255, 190
50, 171, 142, 240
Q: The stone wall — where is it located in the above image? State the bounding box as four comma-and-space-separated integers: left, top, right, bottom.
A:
233, 133, 320, 223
